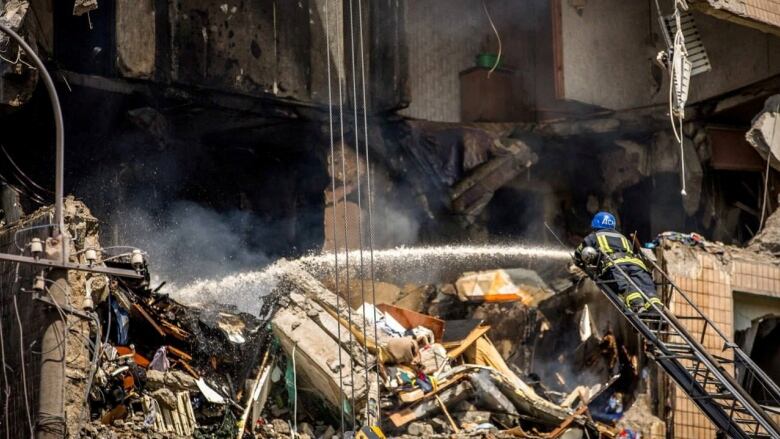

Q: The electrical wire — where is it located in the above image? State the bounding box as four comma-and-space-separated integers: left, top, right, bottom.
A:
334, 0, 357, 427
323, 0, 347, 434
347, 0, 372, 425
667, 3, 688, 196
292, 343, 298, 436
1, 145, 53, 194
0, 44, 35, 70
12, 294, 33, 438
12, 223, 55, 252
482, 0, 502, 78
0, 170, 46, 205
355, 0, 381, 426
76, 312, 101, 436
759, 106, 779, 231
0, 21, 66, 245
0, 287, 9, 439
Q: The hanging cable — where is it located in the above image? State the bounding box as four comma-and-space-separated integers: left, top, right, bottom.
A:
759, 106, 780, 231
292, 343, 298, 436
482, 0, 502, 78
0, 291, 9, 439
2, 145, 54, 194
13, 293, 33, 437
323, 0, 347, 433
668, 0, 689, 196
355, 0, 381, 426
347, 0, 372, 426
335, 1, 357, 428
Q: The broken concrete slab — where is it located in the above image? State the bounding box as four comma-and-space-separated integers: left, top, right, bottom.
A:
747, 95, 780, 171
450, 138, 538, 221
145, 370, 198, 392
748, 207, 780, 255
271, 307, 367, 409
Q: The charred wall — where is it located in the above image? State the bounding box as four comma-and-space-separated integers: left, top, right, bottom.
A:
46, 0, 407, 112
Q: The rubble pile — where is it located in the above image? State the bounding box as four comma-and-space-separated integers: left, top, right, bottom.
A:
57, 214, 270, 438
49, 200, 660, 438
246, 260, 651, 438
79, 268, 268, 438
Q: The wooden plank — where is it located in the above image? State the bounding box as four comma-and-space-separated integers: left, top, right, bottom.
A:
446, 325, 491, 358
167, 345, 192, 362
132, 303, 166, 337
397, 373, 468, 404
546, 404, 589, 439
160, 320, 190, 341
388, 381, 473, 427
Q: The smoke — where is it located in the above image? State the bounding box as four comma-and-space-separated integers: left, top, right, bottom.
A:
110, 201, 272, 285
370, 181, 422, 248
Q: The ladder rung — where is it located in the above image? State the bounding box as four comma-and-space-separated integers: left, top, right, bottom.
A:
692, 392, 735, 401
661, 343, 693, 351
656, 354, 698, 361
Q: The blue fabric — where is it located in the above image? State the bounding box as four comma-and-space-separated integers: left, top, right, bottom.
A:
591, 211, 616, 230
110, 296, 130, 345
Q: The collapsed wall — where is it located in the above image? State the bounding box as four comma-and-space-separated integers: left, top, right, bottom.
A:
655, 225, 780, 439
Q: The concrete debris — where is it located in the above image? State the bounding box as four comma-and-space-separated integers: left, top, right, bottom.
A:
616, 393, 665, 439
73, 0, 98, 16
252, 260, 624, 438
68, 236, 267, 438
746, 95, 780, 172
748, 207, 780, 255
451, 138, 539, 222
0, 1, 28, 36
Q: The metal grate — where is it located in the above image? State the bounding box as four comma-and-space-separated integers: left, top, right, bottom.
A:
664, 11, 712, 76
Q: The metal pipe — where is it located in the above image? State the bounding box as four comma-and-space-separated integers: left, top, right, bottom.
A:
0, 22, 65, 258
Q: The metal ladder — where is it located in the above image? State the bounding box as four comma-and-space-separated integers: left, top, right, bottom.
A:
588, 253, 780, 439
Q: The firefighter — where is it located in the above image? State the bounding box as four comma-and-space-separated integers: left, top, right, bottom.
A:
574, 211, 663, 314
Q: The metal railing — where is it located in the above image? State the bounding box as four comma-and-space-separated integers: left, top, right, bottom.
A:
587, 248, 780, 438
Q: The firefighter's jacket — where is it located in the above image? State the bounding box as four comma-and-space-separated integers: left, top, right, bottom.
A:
575, 228, 647, 274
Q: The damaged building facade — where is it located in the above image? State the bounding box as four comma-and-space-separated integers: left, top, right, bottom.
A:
1, 0, 780, 438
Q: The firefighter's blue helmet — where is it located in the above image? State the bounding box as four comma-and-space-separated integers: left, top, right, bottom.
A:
591, 211, 616, 230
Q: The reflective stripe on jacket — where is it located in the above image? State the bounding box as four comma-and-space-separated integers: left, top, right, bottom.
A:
575, 229, 646, 273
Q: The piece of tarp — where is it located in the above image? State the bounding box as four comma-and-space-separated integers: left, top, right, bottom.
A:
455, 269, 553, 305
579, 305, 593, 342
110, 295, 130, 345
195, 378, 227, 405
148, 346, 170, 372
